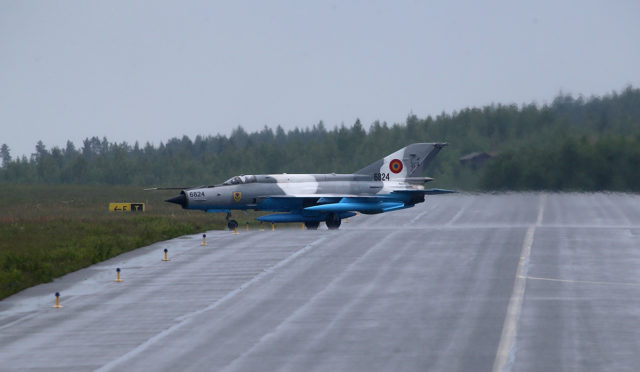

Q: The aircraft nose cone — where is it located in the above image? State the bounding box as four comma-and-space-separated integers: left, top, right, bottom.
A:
165, 193, 187, 208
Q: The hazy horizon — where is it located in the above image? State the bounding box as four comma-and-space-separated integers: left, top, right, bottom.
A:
2, 1, 639, 158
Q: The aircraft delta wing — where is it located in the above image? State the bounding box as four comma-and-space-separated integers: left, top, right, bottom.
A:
163, 142, 454, 230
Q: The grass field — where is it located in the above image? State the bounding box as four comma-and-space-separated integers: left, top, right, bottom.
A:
0, 184, 260, 300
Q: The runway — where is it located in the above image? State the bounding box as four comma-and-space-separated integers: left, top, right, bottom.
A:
1, 193, 639, 371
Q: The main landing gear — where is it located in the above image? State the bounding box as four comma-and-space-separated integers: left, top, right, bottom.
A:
226, 212, 238, 231
325, 213, 341, 230
304, 221, 320, 230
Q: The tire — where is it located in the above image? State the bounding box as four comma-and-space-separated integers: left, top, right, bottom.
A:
304, 221, 320, 230
227, 220, 239, 230
325, 213, 341, 230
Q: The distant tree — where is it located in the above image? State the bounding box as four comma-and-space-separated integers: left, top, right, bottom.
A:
315, 120, 327, 134
33, 140, 47, 161
64, 141, 76, 157
0, 144, 11, 167
352, 118, 365, 136
275, 126, 286, 145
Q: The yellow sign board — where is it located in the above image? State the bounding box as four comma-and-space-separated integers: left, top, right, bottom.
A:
109, 203, 145, 212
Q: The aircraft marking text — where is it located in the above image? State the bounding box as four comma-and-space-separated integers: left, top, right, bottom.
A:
374, 173, 390, 181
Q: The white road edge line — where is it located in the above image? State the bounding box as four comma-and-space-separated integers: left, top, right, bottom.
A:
522, 275, 640, 287
445, 196, 470, 226
221, 232, 397, 371
492, 193, 546, 372
96, 236, 328, 372
410, 210, 428, 224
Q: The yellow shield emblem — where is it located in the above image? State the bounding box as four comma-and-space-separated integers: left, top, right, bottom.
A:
233, 191, 242, 202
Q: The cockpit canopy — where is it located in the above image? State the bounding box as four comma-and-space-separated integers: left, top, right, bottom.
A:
222, 175, 257, 185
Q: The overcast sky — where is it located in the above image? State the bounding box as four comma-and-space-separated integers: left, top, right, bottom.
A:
1, 0, 639, 158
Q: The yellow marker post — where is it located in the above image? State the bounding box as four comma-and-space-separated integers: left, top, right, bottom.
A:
234, 226, 238, 235
115, 268, 123, 282
201, 234, 207, 246
246, 222, 249, 231
272, 223, 275, 231
162, 248, 169, 261
260, 222, 264, 231
52, 292, 63, 308
301, 223, 305, 230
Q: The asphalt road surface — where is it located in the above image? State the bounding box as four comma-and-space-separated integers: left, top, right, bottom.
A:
1, 193, 639, 371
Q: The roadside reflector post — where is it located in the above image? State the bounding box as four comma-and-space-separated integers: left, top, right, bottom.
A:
246, 222, 249, 231
301, 223, 305, 230
53, 292, 63, 308
201, 234, 207, 246
234, 225, 238, 235
162, 248, 169, 261
272, 223, 275, 231
115, 268, 123, 282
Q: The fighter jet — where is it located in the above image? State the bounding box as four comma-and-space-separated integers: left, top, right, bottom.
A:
162, 143, 453, 230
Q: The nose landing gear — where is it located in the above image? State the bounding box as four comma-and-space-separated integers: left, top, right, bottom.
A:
226, 212, 239, 231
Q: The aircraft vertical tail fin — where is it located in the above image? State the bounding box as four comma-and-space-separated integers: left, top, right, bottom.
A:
355, 143, 447, 179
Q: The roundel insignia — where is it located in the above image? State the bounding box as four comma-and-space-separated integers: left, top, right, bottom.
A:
389, 159, 403, 173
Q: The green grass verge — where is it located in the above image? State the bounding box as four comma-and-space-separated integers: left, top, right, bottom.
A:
0, 184, 254, 300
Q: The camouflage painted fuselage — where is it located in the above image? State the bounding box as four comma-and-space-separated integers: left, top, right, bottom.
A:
165, 143, 452, 228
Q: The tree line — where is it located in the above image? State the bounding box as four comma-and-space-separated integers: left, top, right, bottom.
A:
481, 135, 640, 191
1, 86, 639, 191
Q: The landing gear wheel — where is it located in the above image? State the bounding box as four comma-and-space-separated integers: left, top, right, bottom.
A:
304, 221, 320, 230
227, 220, 239, 230
325, 213, 342, 230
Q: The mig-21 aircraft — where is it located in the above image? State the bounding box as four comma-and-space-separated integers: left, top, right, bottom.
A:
159, 143, 453, 230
